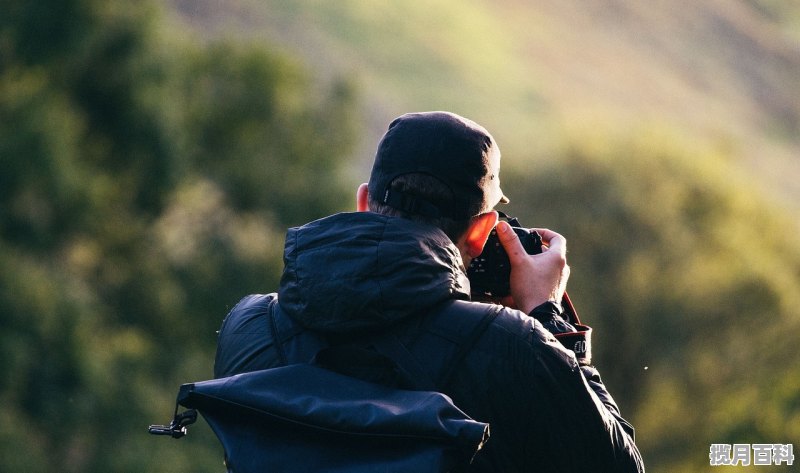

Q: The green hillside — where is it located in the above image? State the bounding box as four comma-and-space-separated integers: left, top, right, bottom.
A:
166, 0, 800, 212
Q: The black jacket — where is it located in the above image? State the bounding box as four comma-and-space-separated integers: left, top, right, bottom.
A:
215, 212, 645, 472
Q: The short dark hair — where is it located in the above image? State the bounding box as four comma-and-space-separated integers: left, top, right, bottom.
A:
368, 173, 479, 241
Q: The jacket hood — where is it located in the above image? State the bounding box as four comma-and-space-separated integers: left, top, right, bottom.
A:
278, 212, 470, 333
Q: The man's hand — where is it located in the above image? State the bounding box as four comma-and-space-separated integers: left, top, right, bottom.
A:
495, 221, 570, 314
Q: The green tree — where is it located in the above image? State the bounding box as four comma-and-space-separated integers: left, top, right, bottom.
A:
0, 0, 359, 471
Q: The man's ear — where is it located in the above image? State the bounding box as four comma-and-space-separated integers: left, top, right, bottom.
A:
356, 183, 369, 212
464, 211, 498, 258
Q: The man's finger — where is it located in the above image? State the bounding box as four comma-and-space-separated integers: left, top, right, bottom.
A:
532, 228, 567, 256
496, 221, 528, 264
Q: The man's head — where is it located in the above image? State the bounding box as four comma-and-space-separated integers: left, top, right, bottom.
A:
358, 111, 507, 260
368, 111, 507, 221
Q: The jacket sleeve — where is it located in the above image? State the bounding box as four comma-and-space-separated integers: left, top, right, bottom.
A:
462, 308, 645, 473
553, 362, 645, 473
529, 302, 637, 439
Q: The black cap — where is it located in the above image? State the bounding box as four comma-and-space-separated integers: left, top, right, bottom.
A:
368, 111, 508, 220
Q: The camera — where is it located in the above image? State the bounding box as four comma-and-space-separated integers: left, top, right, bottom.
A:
467, 213, 542, 298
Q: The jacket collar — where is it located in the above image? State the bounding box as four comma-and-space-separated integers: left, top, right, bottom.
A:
278, 212, 470, 333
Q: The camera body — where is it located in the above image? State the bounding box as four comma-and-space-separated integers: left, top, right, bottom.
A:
467, 215, 590, 364
467, 216, 543, 298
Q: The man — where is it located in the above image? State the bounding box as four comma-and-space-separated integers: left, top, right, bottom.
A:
214, 111, 645, 472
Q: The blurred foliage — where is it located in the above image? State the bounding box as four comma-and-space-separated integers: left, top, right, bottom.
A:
2, 1, 799, 473
503, 128, 800, 473
0, 0, 358, 471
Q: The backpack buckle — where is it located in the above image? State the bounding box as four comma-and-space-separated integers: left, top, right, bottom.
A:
148, 409, 197, 439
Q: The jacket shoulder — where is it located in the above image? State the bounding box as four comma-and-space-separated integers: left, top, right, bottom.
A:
214, 293, 324, 378
425, 300, 577, 367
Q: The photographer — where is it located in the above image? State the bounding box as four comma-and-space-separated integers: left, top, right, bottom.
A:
214, 111, 644, 472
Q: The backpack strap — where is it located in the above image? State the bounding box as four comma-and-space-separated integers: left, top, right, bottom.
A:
369, 333, 439, 391
315, 300, 501, 393
437, 301, 501, 388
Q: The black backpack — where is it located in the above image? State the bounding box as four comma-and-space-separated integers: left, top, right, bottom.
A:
150, 300, 500, 473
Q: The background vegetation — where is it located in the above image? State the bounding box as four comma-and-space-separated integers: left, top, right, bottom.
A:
1, 1, 798, 472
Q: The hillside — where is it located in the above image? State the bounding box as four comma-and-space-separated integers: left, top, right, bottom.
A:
166, 0, 800, 213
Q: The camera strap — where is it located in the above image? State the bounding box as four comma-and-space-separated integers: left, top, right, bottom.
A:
554, 292, 593, 366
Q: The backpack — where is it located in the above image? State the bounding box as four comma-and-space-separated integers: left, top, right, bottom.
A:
150, 300, 500, 473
